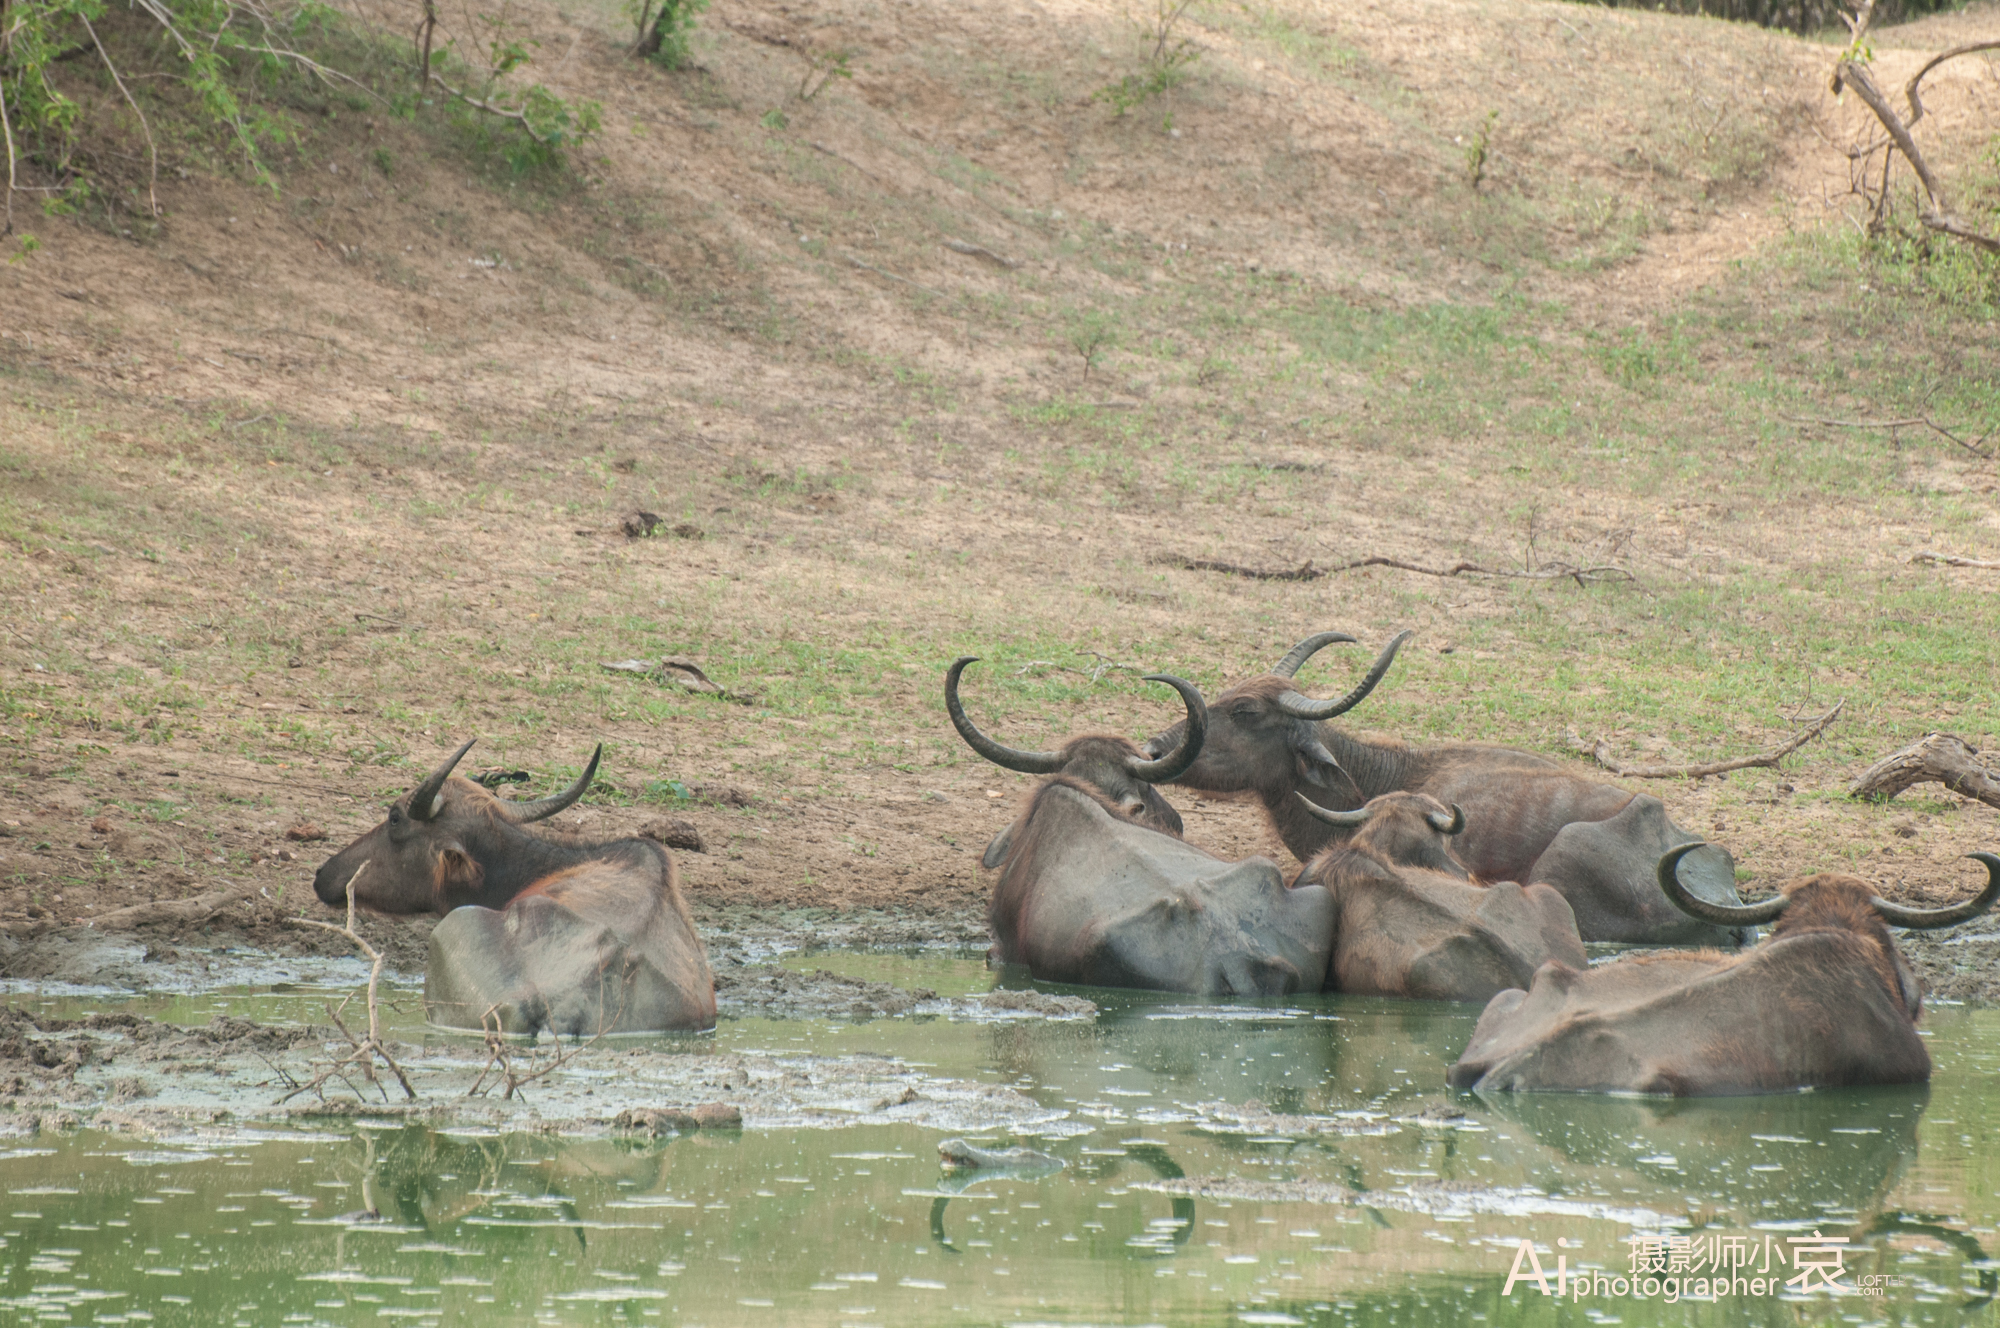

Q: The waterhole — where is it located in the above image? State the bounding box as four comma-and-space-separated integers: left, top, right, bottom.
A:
0, 951, 1993, 1327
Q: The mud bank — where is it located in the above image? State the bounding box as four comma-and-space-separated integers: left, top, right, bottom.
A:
0, 904, 993, 995
3, 902, 1992, 1007
0, 1004, 1092, 1137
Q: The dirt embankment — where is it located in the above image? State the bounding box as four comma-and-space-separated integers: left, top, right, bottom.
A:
1, 0, 1998, 1028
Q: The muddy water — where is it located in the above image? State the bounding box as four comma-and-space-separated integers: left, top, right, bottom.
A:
1, 953, 1996, 1328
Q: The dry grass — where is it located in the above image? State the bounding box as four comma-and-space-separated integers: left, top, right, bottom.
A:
1, 0, 1998, 939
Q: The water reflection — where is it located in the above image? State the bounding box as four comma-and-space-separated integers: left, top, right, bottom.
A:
0, 964, 1992, 1327
1473, 1084, 1929, 1227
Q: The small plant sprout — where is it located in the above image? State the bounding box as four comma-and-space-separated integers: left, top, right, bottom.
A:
799, 48, 856, 101
1466, 110, 1498, 191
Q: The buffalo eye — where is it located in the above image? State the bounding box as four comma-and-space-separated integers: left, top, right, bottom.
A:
388, 806, 402, 823
1231, 702, 1260, 720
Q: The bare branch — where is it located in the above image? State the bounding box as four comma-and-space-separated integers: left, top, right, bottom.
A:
1781, 412, 1991, 458
278, 863, 417, 1104
468, 979, 628, 1100
0, 62, 17, 237
79, 13, 158, 220
941, 238, 1021, 269
1151, 553, 1325, 581
1834, 39, 2000, 254
1781, 413, 1925, 430
1904, 40, 2000, 130
428, 72, 550, 144
1151, 552, 1633, 586
1575, 702, 1844, 780
1912, 550, 2000, 570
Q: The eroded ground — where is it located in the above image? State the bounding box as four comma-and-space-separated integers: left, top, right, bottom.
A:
2, 0, 1999, 992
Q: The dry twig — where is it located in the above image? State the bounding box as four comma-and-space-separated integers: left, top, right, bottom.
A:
279, 863, 416, 1104
1783, 413, 1993, 458
1850, 732, 2000, 809
78, 13, 158, 221
941, 238, 1021, 269
1151, 553, 1326, 581
467, 989, 625, 1100
1913, 550, 2000, 570
1574, 702, 1845, 780
1151, 552, 1634, 586
86, 884, 251, 930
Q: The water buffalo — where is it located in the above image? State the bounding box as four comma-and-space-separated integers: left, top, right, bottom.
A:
950, 659, 1332, 995
1445, 844, 2000, 1096
1295, 792, 1587, 1003
1141, 630, 1748, 946
314, 740, 715, 1035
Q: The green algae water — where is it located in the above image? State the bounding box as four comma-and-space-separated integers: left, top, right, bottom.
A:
1, 953, 1996, 1328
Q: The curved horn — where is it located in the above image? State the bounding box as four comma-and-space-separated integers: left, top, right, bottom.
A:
1872, 852, 2000, 929
1123, 674, 1208, 783
1657, 842, 1789, 927
406, 738, 477, 822
1274, 630, 1414, 721
944, 658, 1067, 775
502, 744, 602, 823
1270, 631, 1358, 679
1428, 804, 1466, 836
1294, 793, 1372, 829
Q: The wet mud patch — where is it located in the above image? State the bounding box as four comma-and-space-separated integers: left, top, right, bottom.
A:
0, 983, 1091, 1134
715, 959, 1094, 1023
1898, 920, 2000, 1005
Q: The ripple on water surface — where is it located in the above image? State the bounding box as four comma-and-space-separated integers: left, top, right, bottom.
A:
0, 952, 1991, 1326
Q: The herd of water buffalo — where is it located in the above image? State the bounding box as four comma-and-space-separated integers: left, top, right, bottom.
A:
308, 629, 2000, 1099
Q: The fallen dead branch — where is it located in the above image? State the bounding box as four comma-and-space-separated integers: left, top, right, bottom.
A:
1831, 3, 2000, 254
1912, 550, 2000, 570
86, 884, 251, 930
809, 141, 884, 183
601, 657, 756, 705
1573, 702, 1844, 780
842, 252, 948, 300
1012, 651, 1138, 683
1150, 552, 1634, 586
1783, 413, 1993, 459
1151, 553, 1326, 581
941, 239, 1021, 269
1332, 556, 1633, 586
1850, 732, 2000, 810
279, 863, 416, 1104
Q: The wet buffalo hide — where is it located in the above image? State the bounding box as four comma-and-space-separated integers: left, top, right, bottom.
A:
987, 782, 1333, 996
425, 861, 716, 1037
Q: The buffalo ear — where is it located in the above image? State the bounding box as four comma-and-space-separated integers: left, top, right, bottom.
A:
438, 845, 484, 892
981, 824, 1016, 871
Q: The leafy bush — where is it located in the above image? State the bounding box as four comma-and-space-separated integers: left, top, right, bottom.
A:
0, 0, 601, 231
627, 0, 706, 69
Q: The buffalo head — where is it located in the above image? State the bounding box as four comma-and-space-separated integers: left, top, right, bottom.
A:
1297, 790, 1468, 878
945, 657, 1205, 836
313, 738, 603, 914
1658, 842, 2000, 1018
1140, 630, 1411, 798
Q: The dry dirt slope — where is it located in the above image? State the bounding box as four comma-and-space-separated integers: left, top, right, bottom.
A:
0, 0, 1997, 960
